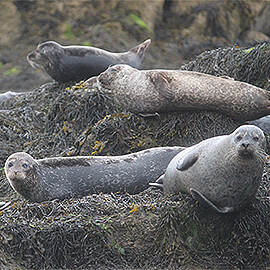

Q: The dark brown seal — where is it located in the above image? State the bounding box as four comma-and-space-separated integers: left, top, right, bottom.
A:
27, 40, 151, 83
150, 125, 266, 213
5, 146, 184, 202
97, 64, 270, 122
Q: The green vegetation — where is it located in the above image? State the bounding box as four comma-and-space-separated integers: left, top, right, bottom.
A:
244, 46, 255, 54
129, 13, 153, 34
3, 66, 21, 76
64, 23, 75, 40
82, 41, 92, 46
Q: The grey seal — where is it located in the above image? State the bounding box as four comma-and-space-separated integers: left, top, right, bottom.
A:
27, 39, 151, 83
249, 115, 270, 135
97, 64, 270, 122
150, 125, 266, 213
5, 146, 184, 202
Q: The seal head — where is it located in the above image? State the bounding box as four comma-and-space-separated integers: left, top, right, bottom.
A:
5, 152, 40, 201
27, 41, 64, 70
233, 124, 266, 158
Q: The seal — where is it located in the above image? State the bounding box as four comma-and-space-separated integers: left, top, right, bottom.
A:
97, 64, 270, 122
5, 146, 184, 202
249, 115, 270, 135
150, 125, 266, 213
27, 39, 151, 83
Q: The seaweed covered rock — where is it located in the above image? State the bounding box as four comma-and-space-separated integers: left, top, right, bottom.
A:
0, 43, 269, 269
0, 165, 269, 269
181, 42, 270, 90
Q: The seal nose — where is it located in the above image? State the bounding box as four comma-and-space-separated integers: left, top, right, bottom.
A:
27, 52, 35, 60
241, 142, 249, 149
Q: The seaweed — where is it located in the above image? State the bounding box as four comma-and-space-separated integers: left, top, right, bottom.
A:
0, 43, 269, 269
181, 42, 270, 90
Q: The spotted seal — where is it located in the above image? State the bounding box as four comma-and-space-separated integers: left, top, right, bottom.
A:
27, 39, 151, 83
96, 64, 270, 122
150, 125, 266, 213
5, 146, 184, 202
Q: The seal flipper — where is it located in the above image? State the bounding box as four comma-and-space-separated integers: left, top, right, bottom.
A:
129, 39, 151, 63
176, 151, 199, 171
0, 201, 11, 211
149, 72, 175, 100
149, 174, 164, 190
190, 188, 234, 214
138, 112, 160, 118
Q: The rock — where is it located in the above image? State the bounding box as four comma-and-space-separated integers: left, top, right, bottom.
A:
0, 2, 22, 47
171, 1, 252, 43
251, 1, 270, 37
245, 30, 269, 42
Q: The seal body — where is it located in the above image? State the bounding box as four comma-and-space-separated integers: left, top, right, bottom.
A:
97, 65, 270, 121
151, 125, 266, 213
5, 146, 184, 202
27, 40, 151, 82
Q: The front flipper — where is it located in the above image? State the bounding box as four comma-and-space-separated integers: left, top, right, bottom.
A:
176, 151, 199, 171
149, 174, 164, 190
190, 188, 234, 214
149, 72, 175, 101
138, 112, 160, 118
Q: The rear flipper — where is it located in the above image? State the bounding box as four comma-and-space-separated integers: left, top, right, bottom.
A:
149, 174, 164, 190
190, 188, 234, 214
129, 39, 151, 63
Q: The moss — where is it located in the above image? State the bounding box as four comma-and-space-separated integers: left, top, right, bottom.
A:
3, 66, 21, 76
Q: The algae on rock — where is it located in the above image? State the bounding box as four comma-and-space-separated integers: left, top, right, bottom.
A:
0, 43, 269, 269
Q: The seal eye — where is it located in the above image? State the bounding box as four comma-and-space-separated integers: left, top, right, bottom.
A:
107, 66, 119, 73
236, 135, 242, 141
8, 162, 14, 168
22, 163, 28, 169
253, 136, 259, 142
